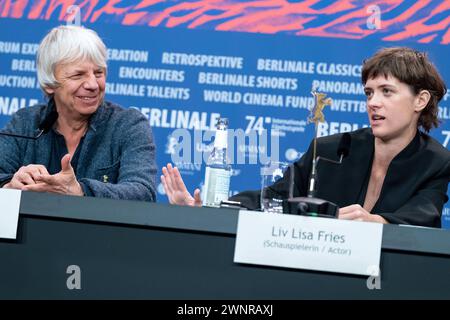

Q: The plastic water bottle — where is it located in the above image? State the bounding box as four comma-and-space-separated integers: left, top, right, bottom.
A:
202, 118, 231, 207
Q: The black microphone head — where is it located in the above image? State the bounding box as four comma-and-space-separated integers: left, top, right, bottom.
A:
337, 132, 351, 158
38, 110, 58, 134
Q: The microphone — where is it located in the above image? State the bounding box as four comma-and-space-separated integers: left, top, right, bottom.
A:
285, 132, 352, 218
337, 132, 351, 159
307, 132, 351, 197
0, 109, 58, 140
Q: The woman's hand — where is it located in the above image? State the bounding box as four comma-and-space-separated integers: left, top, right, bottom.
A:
161, 163, 202, 207
339, 204, 388, 223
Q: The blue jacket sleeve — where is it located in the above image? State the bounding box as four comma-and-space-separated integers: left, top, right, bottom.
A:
0, 110, 30, 186
78, 111, 157, 201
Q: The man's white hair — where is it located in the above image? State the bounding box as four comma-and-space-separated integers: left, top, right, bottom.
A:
37, 25, 107, 93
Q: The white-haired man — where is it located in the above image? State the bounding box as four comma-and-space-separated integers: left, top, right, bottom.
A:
0, 25, 156, 201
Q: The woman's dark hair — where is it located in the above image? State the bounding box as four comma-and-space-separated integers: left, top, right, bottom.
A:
362, 47, 447, 132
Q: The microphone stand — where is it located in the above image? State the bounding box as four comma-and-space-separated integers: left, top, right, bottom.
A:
0, 129, 45, 140
284, 158, 340, 218
283, 91, 340, 218
0, 108, 58, 140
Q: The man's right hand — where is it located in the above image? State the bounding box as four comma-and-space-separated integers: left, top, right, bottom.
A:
3, 164, 49, 189
161, 163, 202, 207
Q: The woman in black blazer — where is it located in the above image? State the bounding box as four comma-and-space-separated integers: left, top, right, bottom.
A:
161, 47, 450, 228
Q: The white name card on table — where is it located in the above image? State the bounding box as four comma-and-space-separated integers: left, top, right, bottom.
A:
234, 210, 383, 276
0, 189, 21, 239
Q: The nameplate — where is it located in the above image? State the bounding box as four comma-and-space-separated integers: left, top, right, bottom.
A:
234, 211, 383, 276
0, 189, 21, 239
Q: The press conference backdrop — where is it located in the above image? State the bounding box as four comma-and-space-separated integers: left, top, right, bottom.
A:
0, 1, 449, 227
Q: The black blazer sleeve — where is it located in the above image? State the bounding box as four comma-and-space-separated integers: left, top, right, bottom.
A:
378, 160, 450, 227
